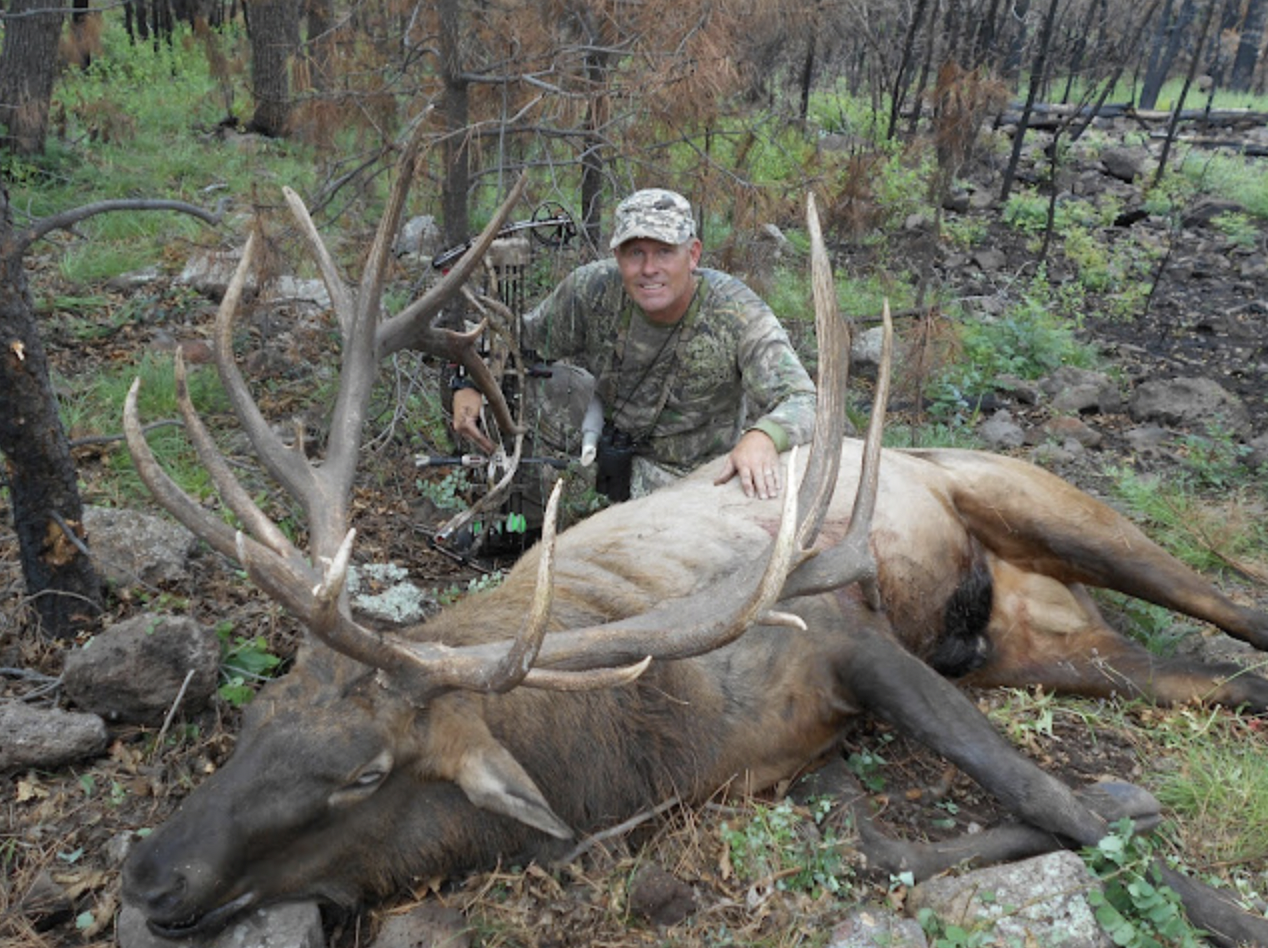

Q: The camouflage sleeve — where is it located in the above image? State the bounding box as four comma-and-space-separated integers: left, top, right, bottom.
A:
521, 260, 625, 370
729, 281, 817, 451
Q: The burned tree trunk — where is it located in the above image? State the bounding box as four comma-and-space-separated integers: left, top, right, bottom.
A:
0, 184, 100, 637
0, 193, 219, 637
245, 0, 300, 137
0, 0, 65, 156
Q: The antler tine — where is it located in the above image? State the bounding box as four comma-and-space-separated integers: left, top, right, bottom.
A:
781, 299, 892, 605
124, 368, 324, 615
284, 115, 435, 340
795, 192, 851, 554
282, 186, 353, 337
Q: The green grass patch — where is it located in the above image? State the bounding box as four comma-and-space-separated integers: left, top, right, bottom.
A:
58, 352, 230, 505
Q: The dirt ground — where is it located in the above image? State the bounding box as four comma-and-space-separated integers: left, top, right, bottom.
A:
3, 156, 1268, 947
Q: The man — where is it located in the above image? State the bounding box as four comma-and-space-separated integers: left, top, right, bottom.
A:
452, 188, 816, 501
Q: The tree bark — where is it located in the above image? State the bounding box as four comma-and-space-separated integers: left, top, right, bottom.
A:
1229, 0, 1267, 91
1141, 0, 1196, 109
0, 184, 101, 637
438, 0, 469, 252
245, 0, 300, 137
0, 0, 65, 156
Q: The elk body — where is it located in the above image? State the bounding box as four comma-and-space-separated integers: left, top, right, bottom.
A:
120, 135, 1268, 944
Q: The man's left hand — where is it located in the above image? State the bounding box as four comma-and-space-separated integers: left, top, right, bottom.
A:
714, 429, 782, 499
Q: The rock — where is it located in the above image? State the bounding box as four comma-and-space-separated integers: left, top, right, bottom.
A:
757, 222, 796, 258
1040, 367, 1122, 415
978, 410, 1026, 448
177, 248, 255, 300
1100, 145, 1150, 183
375, 901, 471, 948
1040, 416, 1103, 449
993, 374, 1041, 406
84, 506, 201, 588
828, 905, 927, 947
0, 701, 109, 773
347, 563, 435, 625
971, 248, 1007, 271
264, 275, 331, 311
1247, 431, 1268, 470
1123, 424, 1175, 458
1181, 198, 1244, 228
396, 214, 443, 258
907, 850, 1109, 948
116, 901, 324, 948
628, 863, 697, 927
850, 326, 889, 371
62, 614, 220, 724
1128, 377, 1252, 438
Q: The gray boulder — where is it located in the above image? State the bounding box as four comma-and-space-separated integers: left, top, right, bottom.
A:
907, 850, 1109, 947
62, 614, 220, 724
84, 506, 200, 588
1129, 377, 1252, 438
0, 701, 109, 773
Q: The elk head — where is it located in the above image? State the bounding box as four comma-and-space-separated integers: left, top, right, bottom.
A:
121, 128, 890, 935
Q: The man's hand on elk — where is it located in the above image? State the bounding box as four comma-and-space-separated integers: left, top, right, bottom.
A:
714, 428, 783, 499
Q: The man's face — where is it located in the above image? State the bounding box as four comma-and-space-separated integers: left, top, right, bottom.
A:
614, 237, 702, 325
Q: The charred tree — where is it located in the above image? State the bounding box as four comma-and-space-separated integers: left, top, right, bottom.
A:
1141, 0, 1197, 108
1228, 0, 1267, 91
0, 187, 97, 636
245, 0, 300, 137
1156, 0, 1218, 183
0, 193, 219, 638
887, 0, 934, 140
0, 0, 65, 156
438, 0, 470, 253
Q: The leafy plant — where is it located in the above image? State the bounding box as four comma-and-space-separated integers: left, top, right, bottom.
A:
1210, 211, 1260, 248
720, 797, 850, 897
217, 621, 283, 706
1082, 819, 1204, 948
916, 907, 993, 948
846, 745, 888, 792
925, 284, 1098, 424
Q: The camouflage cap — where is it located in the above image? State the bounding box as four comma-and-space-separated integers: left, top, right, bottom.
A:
609, 189, 696, 249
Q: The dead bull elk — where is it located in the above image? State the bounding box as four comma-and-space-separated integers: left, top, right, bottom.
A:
122, 155, 1268, 946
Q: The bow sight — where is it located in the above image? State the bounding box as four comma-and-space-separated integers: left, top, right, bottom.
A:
431, 202, 577, 271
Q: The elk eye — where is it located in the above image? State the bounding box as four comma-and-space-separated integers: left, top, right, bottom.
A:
329, 750, 393, 806
354, 769, 386, 787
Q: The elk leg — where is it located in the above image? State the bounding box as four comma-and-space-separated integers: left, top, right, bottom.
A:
966, 561, 1268, 711
852, 773, 1268, 948
836, 609, 1108, 848
931, 450, 1268, 650
836, 620, 1268, 948
854, 780, 1161, 880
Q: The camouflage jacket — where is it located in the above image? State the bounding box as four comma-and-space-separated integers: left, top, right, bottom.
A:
523, 259, 816, 476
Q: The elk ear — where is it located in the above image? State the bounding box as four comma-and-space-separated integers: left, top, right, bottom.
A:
454, 740, 574, 840
426, 698, 574, 839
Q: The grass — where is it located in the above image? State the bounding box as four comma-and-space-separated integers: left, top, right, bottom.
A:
57, 351, 230, 506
